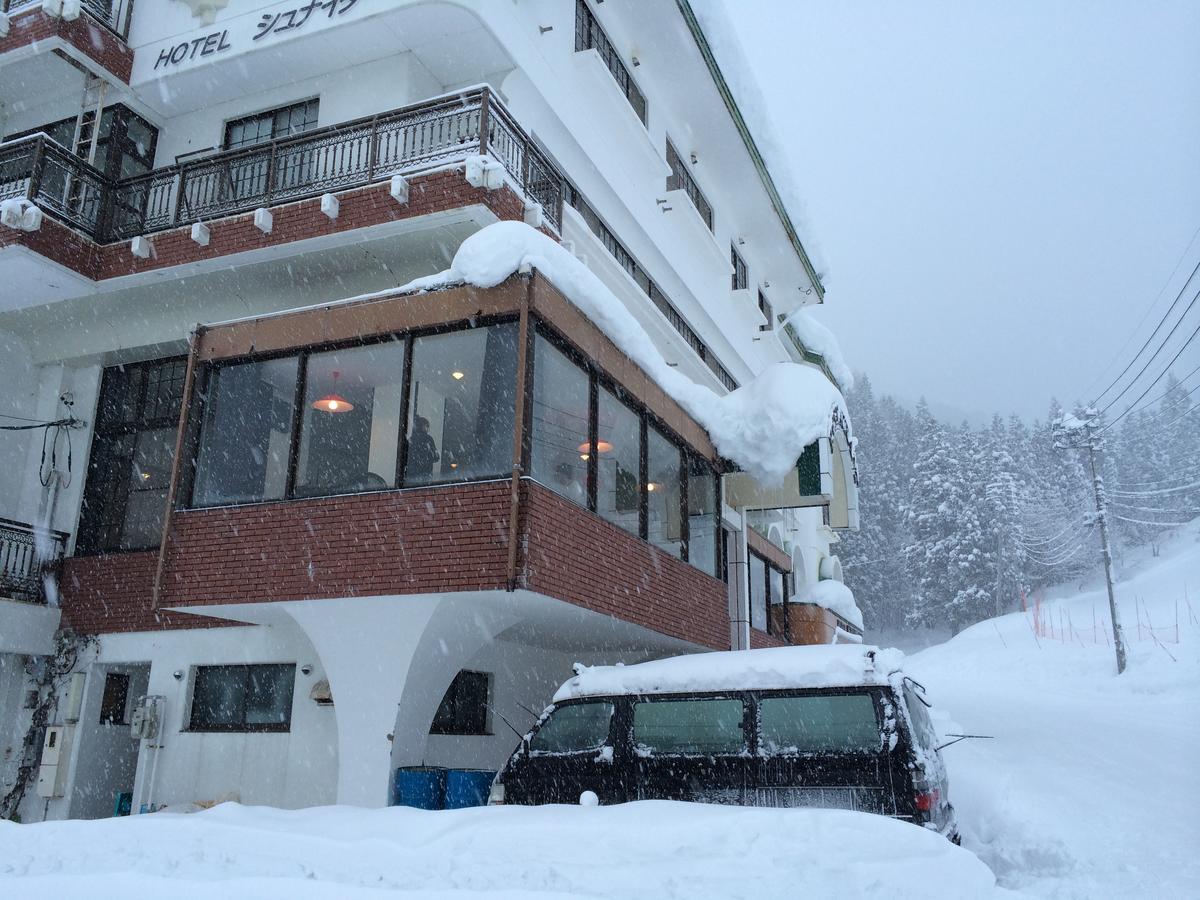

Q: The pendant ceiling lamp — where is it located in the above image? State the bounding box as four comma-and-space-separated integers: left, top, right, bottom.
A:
313, 370, 354, 413
577, 438, 613, 460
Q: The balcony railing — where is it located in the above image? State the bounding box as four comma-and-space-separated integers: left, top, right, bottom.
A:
0, 88, 563, 246
0, 517, 68, 604
2, 0, 134, 41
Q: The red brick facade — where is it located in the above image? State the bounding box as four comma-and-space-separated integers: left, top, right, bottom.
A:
0, 171, 528, 281
61, 480, 731, 650
0, 8, 133, 82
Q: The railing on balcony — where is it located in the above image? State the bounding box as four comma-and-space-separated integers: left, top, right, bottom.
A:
2, 0, 135, 41
1, 88, 562, 246
0, 517, 68, 604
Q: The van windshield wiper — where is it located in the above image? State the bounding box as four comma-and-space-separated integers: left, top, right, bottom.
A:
935, 733, 994, 751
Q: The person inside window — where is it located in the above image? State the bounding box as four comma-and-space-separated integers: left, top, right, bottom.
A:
407, 415, 440, 479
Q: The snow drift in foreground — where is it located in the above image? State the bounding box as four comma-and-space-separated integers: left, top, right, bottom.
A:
405, 221, 849, 484
0, 801, 1006, 899
907, 517, 1200, 899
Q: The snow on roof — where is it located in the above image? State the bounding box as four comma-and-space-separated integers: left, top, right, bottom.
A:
783, 307, 854, 391
792, 579, 864, 631
553, 645, 904, 702
407, 221, 850, 484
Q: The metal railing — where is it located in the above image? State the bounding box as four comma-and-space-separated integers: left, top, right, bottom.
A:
0, 517, 68, 604
1, 88, 563, 244
2, 0, 135, 41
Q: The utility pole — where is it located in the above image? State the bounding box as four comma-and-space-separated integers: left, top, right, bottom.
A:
1054, 410, 1127, 673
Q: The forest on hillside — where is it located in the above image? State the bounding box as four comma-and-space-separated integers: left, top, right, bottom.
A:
838, 375, 1200, 633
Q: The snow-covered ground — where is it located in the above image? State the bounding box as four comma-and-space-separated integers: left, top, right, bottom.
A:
908, 519, 1200, 899
0, 800, 1006, 898
3, 523, 1195, 898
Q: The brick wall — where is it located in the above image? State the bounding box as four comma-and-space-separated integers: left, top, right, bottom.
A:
62, 480, 733, 650
749, 628, 786, 649
59, 551, 229, 635
0, 8, 133, 82
520, 481, 730, 651
160, 481, 513, 607
0, 171, 527, 281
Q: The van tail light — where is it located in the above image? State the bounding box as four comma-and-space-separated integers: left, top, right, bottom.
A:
914, 788, 940, 812
488, 781, 506, 805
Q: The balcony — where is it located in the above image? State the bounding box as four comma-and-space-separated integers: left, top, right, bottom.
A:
0, 87, 562, 250
0, 516, 67, 604
2, 0, 134, 41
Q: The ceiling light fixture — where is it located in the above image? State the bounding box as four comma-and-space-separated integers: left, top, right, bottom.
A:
451, 370, 465, 380
313, 370, 354, 413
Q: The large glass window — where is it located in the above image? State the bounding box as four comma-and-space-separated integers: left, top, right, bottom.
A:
529, 701, 614, 754
430, 670, 491, 736
749, 553, 768, 632
192, 357, 299, 507
188, 664, 296, 732
632, 698, 746, 756
686, 456, 718, 576
646, 425, 682, 557
295, 342, 405, 497
77, 358, 187, 554
759, 694, 880, 755
769, 566, 788, 635
595, 387, 641, 535
530, 334, 589, 506
224, 99, 319, 150
405, 324, 518, 485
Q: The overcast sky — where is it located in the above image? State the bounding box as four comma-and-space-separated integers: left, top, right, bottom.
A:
717, 0, 1200, 422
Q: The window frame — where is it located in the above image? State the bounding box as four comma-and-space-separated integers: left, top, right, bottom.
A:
752, 687, 887, 758
757, 288, 774, 324
731, 244, 749, 291
430, 670, 492, 736
77, 356, 189, 555
630, 694, 751, 758
186, 663, 296, 733
222, 98, 320, 151
574, 0, 647, 126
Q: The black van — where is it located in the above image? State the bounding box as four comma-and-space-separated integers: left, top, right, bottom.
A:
490, 646, 959, 842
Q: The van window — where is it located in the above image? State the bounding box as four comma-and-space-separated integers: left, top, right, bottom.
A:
633, 698, 746, 756
529, 702, 613, 754
759, 693, 880, 755
903, 685, 939, 751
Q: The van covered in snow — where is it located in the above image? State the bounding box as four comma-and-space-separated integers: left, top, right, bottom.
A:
491, 646, 959, 841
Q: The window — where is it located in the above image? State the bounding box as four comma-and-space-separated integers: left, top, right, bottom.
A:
99, 673, 130, 725
666, 140, 713, 231
769, 566, 788, 636
903, 684, 939, 752
192, 356, 299, 507
758, 289, 774, 324
529, 701, 614, 754
430, 671, 491, 736
77, 358, 187, 554
759, 694, 881, 755
595, 386, 641, 535
633, 698, 746, 756
530, 334, 590, 506
405, 324, 518, 485
646, 425, 682, 557
224, 99, 319, 150
686, 456, 718, 576
295, 342, 405, 497
188, 664, 295, 732
749, 553, 768, 632
731, 245, 748, 291
574, 0, 647, 125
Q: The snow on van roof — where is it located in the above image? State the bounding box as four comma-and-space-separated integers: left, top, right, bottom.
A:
553, 645, 905, 703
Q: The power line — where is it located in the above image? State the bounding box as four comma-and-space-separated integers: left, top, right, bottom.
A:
1109, 480, 1200, 498
1106, 361, 1200, 425
1161, 400, 1200, 431
1099, 309, 1200, 431
1082, 223, 1200, 400
1091, 255, 1200, 409
1113, 514, 1196, 528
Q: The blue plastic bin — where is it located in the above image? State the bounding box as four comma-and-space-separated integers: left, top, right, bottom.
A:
394, 766, 446, 809
444, 769, 495, 809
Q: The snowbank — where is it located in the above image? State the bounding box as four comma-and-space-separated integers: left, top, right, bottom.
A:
0, 800, 1006, 899
403, 221, 849, 484
554, 644, 901, 702
793, 579, 864, 630
906, 517, 1200, 898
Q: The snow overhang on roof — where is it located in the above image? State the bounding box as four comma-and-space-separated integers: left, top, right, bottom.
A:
553, 645, 903, 702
